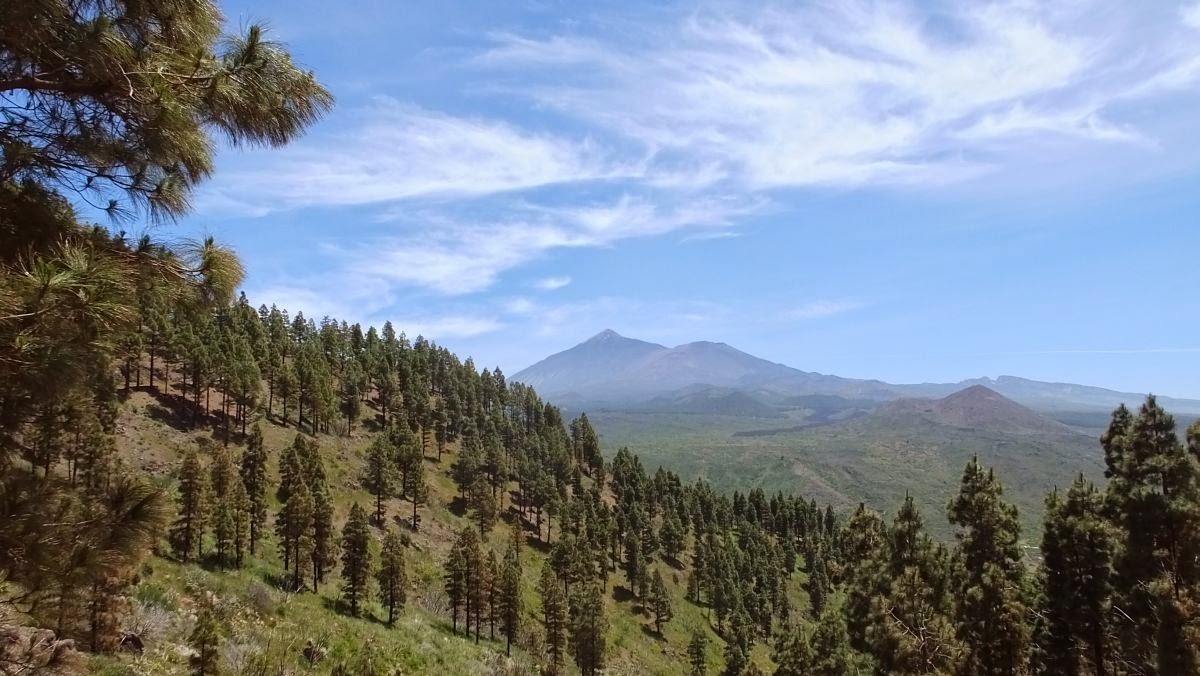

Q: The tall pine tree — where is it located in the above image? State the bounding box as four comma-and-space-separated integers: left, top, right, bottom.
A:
340, 503, 372, 617
947, 458, 1028, 676
376, 528, 407, 625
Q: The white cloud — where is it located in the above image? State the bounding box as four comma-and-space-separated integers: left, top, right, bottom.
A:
400, 316, 504, 339
534, 276, 572, 291
1185, 3, 1200, 30
505, 297, 537, 314
340, 194, 760, 295
481, 2, 1200, 190
200, 99, 631, 214
214, 1, 1200, 306
956, 106, 1147, 144
786, 299, 866, 321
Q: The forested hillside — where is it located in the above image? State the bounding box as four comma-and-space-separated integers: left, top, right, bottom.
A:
2, 2, 1200, 675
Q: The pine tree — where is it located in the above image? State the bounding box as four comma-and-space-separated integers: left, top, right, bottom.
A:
1103, 397, 1200, 673
448, 526, 484, 642
947, 458, 1028, 676
570, 413, 604, 480
807, 553, 829, 617
499, 537, 523, 656
209, 446, 239, 567
773, 628, 815, 676
339, 503, 372, 616
363, 436, 395, 526
211, 493, 234, 568
807, 604, 864, 676
841, 503, 888, 652
540, 564, 567, 674
310, 485, 336, 587
484, 550, 501, 640
471, 476, 499, 537
189, 603, 223, 675
170, 449, 210, 562
399, 438, 428, 531
625, 530, 645, 598
660, 514, 684, 564
276, 362, 297, 425
1037, 476, 1114, 676
376, 528, 407, 625
342, 359, 365, 435
276, 435, 306, 503
866, 495, 959, 675
687, 570, 702, 604
571, 582, 607, 676
446, 546, 467, 635
229, 478, 251, 567
275, 480, 314, 591
649, 568, 673, 635
240, 424, 269, 556
688, 631, 709, 676
722, 640, 748, 676
0, 0, 332, 222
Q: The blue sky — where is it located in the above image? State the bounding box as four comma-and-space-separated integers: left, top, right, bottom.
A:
176, 1, 1200, 397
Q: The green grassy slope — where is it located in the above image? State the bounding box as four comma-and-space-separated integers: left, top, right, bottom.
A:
101, 389, 791, 675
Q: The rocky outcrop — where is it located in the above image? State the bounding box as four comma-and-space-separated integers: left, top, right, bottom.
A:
0, 624, 84, 675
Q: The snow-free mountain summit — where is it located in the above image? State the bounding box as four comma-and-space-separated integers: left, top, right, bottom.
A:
513, 330, 1200, 415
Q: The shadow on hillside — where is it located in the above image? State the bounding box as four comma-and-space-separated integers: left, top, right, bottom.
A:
264, 570, 304, 593
523, 534, 551, 554
320, 596, 352, 617
142, 387, 215, 433
144, 401, 196, 433
361, 416, 384, 434
196, 553, 239, 572
639, 625, 664, 641
611, 585, 635, 604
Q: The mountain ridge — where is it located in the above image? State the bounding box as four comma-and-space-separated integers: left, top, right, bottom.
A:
513, 330, 1200, 415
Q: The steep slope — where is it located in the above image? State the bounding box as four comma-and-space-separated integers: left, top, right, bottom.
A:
107, 388, 761, 675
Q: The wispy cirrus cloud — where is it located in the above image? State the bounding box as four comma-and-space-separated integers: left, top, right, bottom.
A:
198, 99, 632, 216
336, 194, 761, 295
480, 2, 1200, 190
534, 276, 572, 291
213, 1, 1200, 303
786, 299, 866, 321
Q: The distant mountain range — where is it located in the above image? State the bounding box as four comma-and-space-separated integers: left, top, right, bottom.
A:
513, 329, 1199, 535
513, 329, 1200, 416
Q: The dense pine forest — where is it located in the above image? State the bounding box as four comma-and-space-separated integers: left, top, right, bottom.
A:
2, 1, 1199, 675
